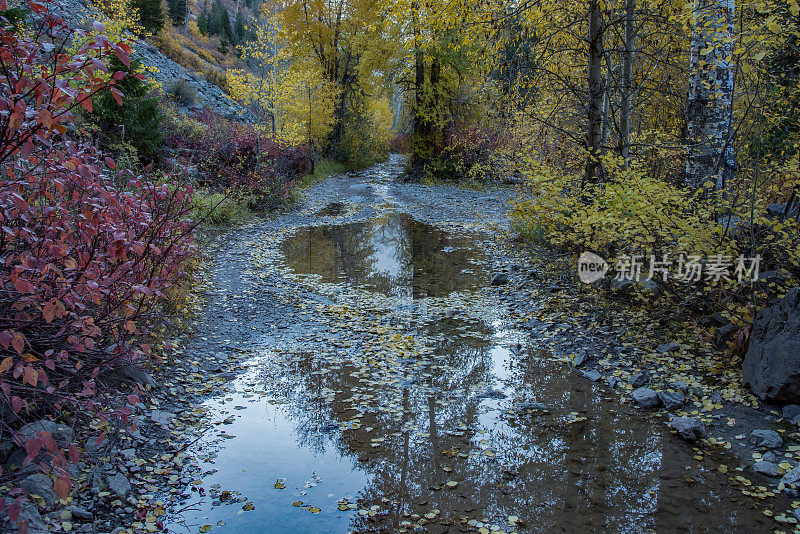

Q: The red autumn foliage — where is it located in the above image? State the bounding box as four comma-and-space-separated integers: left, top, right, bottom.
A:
164, 111, 311, 208
0, 0, 195, 519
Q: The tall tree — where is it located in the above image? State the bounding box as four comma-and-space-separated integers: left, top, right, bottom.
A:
132, 0, 165, 35
168, 0, 187, 26
685, 0, 736, 191
234, 5, 246, 43
618, 0, 636, 162
584, 0, 605, 186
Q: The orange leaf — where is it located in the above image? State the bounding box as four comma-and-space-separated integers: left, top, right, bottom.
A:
53, 476, 70, 500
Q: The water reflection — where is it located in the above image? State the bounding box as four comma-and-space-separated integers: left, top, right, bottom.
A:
167, 214, 779, 534
281, 213, 488, 298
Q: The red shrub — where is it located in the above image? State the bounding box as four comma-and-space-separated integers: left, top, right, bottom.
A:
0, 0, 195, 516
164, 110, 311, 206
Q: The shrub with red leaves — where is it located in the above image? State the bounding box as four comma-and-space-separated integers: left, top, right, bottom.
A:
165, 111, 311, 209
0, 0, 195, 520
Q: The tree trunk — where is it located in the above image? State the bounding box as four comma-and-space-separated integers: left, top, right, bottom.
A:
685, 0, 736, 191
584, 0, 605, 186
619, 0, 636, 161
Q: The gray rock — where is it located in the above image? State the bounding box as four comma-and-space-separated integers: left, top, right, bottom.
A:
516, 402, 547, 412
107, 473, 131, 497
699, 313, 730, 327
572, 348, 590, 367
657, 342, 680, 353
754, 460, 779, 477
784, 404, 800, 420
17, 419, 74, 448
629, 370, 650, 389
715, 323, 736, 348
658, 390, 686, 410
490, 273, 509, 286
20, 474, 58, 506
7, 501, 49, 534
763, 451, 779, 463
632, 387, 661, 409
111, 363, 156, 387
612, 277, 662, 297
582, 369, 602, 381
669, 380, 688, 393
742, 287, 800, 402
607, 377, 620, 388
71, 506, 93, 521
750, 429, 783, 449
781, 463, 800, 487
668, 417, 708, 441
150, 410, 175, 426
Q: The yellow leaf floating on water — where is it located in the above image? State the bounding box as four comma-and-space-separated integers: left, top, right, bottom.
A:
309, 506, 321, 514
242, 502, 255, 511
275, 479, 286, 489
200, 526, 211, 533
292, 501, 303, 507
445, 480, 458, 488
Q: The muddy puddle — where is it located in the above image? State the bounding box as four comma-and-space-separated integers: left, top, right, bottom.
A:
167, 208, 780, 533
281, 212, 488, 298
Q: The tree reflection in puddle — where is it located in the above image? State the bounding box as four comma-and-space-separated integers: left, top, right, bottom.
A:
167, 215, 780, 534
281, 213, 488, 299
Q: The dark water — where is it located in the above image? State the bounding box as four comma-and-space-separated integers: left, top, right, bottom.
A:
167, 210, 781, 533
281, 212, 488, 299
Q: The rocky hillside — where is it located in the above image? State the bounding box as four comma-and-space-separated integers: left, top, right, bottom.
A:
52, 0, 247, 121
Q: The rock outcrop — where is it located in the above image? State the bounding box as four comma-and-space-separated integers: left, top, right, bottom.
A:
743, 287, 800, 403
50, 0, 247, 121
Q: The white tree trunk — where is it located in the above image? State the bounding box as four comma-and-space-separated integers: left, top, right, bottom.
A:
685, 0, 735, 191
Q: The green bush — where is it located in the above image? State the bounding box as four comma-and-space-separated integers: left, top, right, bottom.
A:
91, 56, 164, 162
190, 190, 253, 225
168, 79, 198, 106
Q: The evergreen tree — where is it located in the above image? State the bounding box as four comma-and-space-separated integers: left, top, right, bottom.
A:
234, 5, 246, 43
92, 56, 164, 161
210, 0, 233, 42
132, 0, 165, 35
197, 1, 209, 34
167, 0, 187, 26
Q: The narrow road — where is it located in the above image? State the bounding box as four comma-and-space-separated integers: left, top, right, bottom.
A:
166, 156, 776, 533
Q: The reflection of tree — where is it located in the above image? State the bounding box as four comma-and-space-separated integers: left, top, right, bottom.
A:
270, 232, 770, 532
281, 213, 488, 298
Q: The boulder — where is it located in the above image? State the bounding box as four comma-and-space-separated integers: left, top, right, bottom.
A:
629, 370, 650, 389
572, 348, 590, 367
582, 369, 602, 381
781, 463, 800, 488
632, 387, 661, 408
754, 460, 779, 477
669, 380, 688, 393
107, 473, 131, 497
742, 287, 800, 402
610, 277, 661, 297
20, 474, 58, 506
668, 417, 708, 441
17, 420, 74, 448
6, 501, 48, 534
750, 429, 783, 449
490, 273, 509, 286
658, 390, 686, 410
783, 404, 800, 420
111, 363, 156, 387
